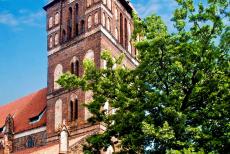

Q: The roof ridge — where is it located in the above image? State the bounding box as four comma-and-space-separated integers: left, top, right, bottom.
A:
0, 88, 47, 109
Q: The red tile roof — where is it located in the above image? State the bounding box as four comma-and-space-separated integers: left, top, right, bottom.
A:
0, 88, 47, 134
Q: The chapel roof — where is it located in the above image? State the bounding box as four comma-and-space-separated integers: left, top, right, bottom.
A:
0, 88, 47, 135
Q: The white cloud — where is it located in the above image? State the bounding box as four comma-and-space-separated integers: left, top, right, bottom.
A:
132, 0, 177, 32
0, 12, 18, 26
0, 10, 45, 28
133, 0, 177, 18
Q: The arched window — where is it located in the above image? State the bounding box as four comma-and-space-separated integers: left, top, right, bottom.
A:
62, 29, 67, 43
87, 0, 92, 7
102, 12, 106, 27
120, 13, 123, 45
54, 64, 63, 90
107, 0, 111, 10
68, 7, 73, 40
69, 97, 78, 121
115, 27, 118, 40
115, 8, 118, 20
69, 100, 74, 121
80, 20, 85, 33
94, 12, 98, 25
88, 15, 92, 29
70, 57, 80, 76
75, 3, 79, 35
74, 98, 78, 120
55, 33, 59, 45
27, 136, 35, 148
84, 50, 94, 61
75, 60, 79, 76
71, 63, 74, 74
49, 36, 53, 49
55, 99, 63, 131
85, 91, 93, 121
49, 16, 53, 28
128, 22, 132, 53
55, 13, 59, 25
107, 17, 111, 31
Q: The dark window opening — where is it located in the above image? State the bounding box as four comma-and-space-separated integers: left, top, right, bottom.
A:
27, 136, 35, 148
120, 13, 123, 46
75, 3, 79, 36
68, 26, 72, 40
124, 18, 128, 50
75, 60, 79, 76
68, 7, 73, 39
76, 24, 79, 36
70, 60, 79, 76
62, 30, 67, 43
0, 127, 3, 132
70, 100, 74, 121
74, 99, 78, 120
70, 98, 78, 121
80, 20, 85, 34
71, 62, 74, 74
29, 108, 46, 124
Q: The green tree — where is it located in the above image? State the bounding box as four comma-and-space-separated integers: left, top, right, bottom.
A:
58, 0, 230, 153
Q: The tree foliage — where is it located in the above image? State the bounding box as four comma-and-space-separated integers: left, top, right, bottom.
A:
58, 0, 230, 153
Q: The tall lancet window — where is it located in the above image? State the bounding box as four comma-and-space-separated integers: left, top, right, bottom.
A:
88, 15, 92, 29
120, 13, 123, 45
49, 16, 53, 28
54, 64, 63, 90
107, 0, 112, 10
70, 57, 80, 76
55, 12, 59, 25
69, 96, 79, 122
68, 7, 73, 39
125, 18, 128, 49
75, 3, 79, 35
27, 136, 35, 148
102, 12, 106, 27
80, 20, 85, 33
55, 99, 63, 131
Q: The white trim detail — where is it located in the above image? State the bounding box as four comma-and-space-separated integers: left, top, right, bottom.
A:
101, 4, 113, 18
100, 26, 139, 66
14, 126, 46, 139
85, 4, 101, 15
48, 26, 60, 35
29, 109, 46, 124
85, 4, 113, 18
48, 46, 61, 56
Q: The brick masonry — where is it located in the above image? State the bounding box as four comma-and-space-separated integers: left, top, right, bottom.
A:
45, 0, 137, 140
13, 131, 47, 152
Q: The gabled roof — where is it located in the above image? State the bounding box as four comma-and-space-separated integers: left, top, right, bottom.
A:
0, 88, 47, 134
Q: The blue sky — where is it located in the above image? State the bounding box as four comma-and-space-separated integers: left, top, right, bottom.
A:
0, 0, 177, 105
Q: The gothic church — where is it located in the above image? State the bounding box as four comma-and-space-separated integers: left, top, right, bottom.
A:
0, 0, 138, 153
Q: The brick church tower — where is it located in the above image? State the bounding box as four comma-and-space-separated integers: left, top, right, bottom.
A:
43, 0, 138, 151
0, 0, 138, 153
